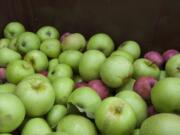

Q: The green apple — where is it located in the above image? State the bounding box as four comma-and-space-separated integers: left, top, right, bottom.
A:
8, 38, 18, 51
140, 113, 180, 135
100, 56, 133, 88
40, 39, 61, 58
52, 77, 74, 104
17, 32, 41, 53
24, 50, 49, 72
0, 48, 21, 67
151, 77, 180, 113
62, 33, 86, 51
116, 78, 136, 92
133, 58, 160, 79
116, 91, 148, 127
37, 26, 59, 41
46, 132, 69, 135
6, 60, 34, 84
0, 38, 10, 48
22, 118, 52, 135
158, 70, 167, 80
57, 114, 97, 135
87, 33, 114, 56
95, 97, 136, 135
47, 105, 68, 128
68, 87, 101, 118
79, 50, 106, 81
59, 50, 83, 72
118, 41, 141, 59
48, 58, 59, 71
131, 129, 139, 135
15, 74, 55, 117
165, 54, 180, 77
0, 83, 16, 93
0, 93, 25, 133
4, 22, 25, 39
48, 64, 73, 81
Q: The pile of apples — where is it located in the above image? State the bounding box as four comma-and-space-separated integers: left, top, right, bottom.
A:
0, 22, 180, 135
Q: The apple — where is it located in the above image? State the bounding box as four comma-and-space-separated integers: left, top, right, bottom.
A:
48, 64, 73, 81
133, 58, 160, 79
75, 82, 88, 88
140, 113, 180, 135
24, 50, 49, 72
165, 54, 180, 77
15, 74, 55, 117
100, 56, 133, 88
4, 22, 25, 39
163, 49, 179, 62
0, 93, 25, 133
48, 58, 59, 71
60, 32, 71, 42
116, 91, 148, 127
51, 77, 74, 104
59, 50, 83, 72
151, 77, 180, 113
133, 76, 157, 100
0, 83, 16, 93
21, 118, 52, 135
56, 114, 97, 135
158, 70, 166, 80
68, 87, 101, 118
116, 78, 136, 92
40, 39, 61, 58
8, 38, 18, 51
0, 48, 21, 67
118, 40, 141, 59
79, 50, 106, 81
61, 33, 86, 51
148, 105, 157, 116
95, 97, 136, 135
17, 32, 41, 53
47, 105, 68, 128
87, 33, 114, 56
144, 51, 164, 67
0, 38, 10, 48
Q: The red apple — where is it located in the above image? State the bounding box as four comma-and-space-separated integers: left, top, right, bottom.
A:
163, 49, 179, 62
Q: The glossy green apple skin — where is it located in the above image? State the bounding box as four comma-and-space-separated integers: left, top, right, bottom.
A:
0, 93, 25, 133
59, 50, 83, 72
87, 33, 114, 56
117, 78, 136, 92
165, 54, 180, 77
0, 83, 16, 93
158, 70, 167, 80
4, 22, 25, 39
22, 118, 52, 135
52, 77, 74, 104
79, 50, 106, 81
62, 33, 86, 51
47, 105, 68, 128
15, 74, 55, 117
133, 58, 160, 79
6, 60, 34, 84
118, 41, 141, 59
0, 38, 10, 48
40, 39, 61, 58
132, 129, 140, 135
37, 26, 59, 41
8, 38, 18, 51
140, 113, 180, 135
151, 77, 180, 113
100, 56, 133, 88
24, 50, 49, 72
48, 64, 73, 81
95, 97, 136, 135
17, 32, 41, 53
0, 48, 21, 67
116, 91, 148, 127
57, 115, 97, 135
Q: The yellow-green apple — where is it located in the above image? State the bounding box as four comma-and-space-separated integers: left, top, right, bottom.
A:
0, 83, 16, 93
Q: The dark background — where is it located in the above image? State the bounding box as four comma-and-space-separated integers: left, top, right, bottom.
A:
0, 0, 180, 53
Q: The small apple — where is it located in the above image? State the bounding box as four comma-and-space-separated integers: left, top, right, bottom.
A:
100, 56, 133, 88
87, 33, 114, 56
0, 48, 21, 67
95, 97, 136, 135
0, 38, 10, 48
116, 78, 136, 92
148, 105, 157, 116
0, 93, 25, 133
163, 49, 179, 62
79, 50, 106, 81
61, 33, 86, 51
158, 70, 166, 80
75, 82, 88, 88
0, 83, 16, 93
24, 50, 49, 72
40, 39, 61, 58
56, 114, 97, 135
4, 22, 25, 39
60, 32, 71, 42
17, 32, 41, 53
21, 118, 52, 135
133, 58, 160, 79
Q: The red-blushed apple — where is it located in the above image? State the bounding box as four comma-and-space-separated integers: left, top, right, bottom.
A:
75, 82, 88, 88
144, 51, 164, 67
60, 32, 71, 42
163, 49, 179, 62
0, 68, 6, 81
133, 76, 157, 100
148, 105, 157, 116
88, 80, 109, 99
